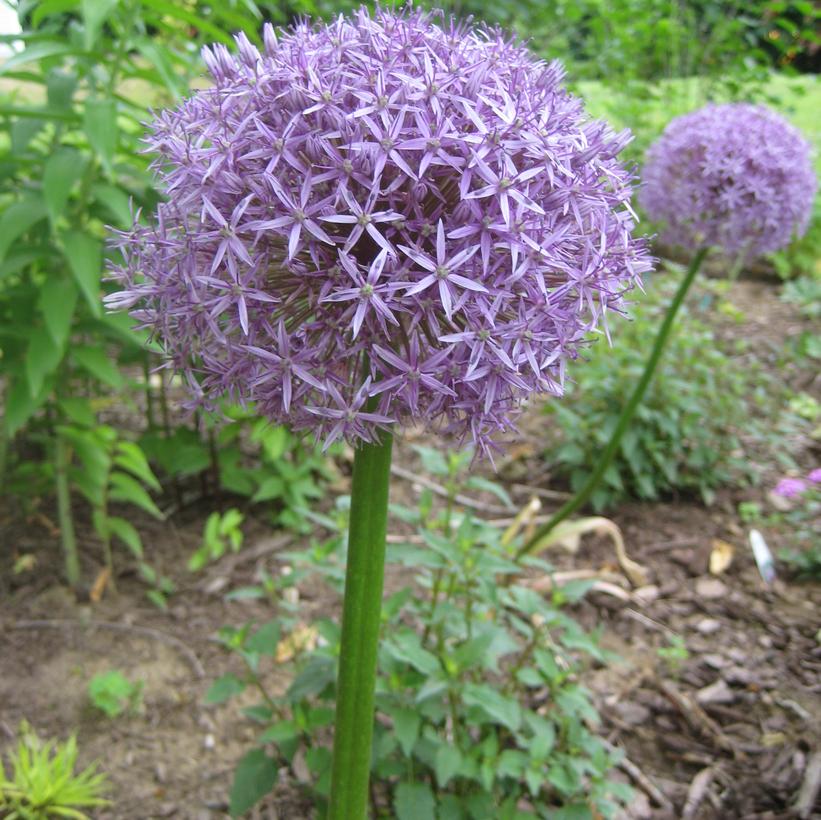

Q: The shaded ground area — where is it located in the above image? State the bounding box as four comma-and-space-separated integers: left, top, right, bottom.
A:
1, 275, 819, 819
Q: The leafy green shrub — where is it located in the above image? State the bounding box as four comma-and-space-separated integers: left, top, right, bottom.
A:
211, 450, 628, 819
88, 670, 143, 718
545, 271, 753, 509
771, 199, 821, 281
0, 722, 108, 819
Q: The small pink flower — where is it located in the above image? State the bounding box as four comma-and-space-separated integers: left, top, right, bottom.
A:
807, 468, 821, 484
774, 477, 808, 498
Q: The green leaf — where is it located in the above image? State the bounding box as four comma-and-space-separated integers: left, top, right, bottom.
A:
39, 276, 78, 347
435, 744, 463, 787
0, 195, 48, 263
394, 782, 436, 820
135, 38, 182, 99
26, 331, 63, 397
205, 674, 245, 704
256, 720, 299, 745
245, 620, 281, 657
108, 471, 164, 519
107, 516, 143, 558
62, 231, 102, 317
465, 475, 513, 507
43, 149, 86, 225
114, 441, 161, 491
462, 683, 522, 732
385, 630, 440, 676
83, 98, 118, 171
229, 749, 278, 818
90, 183, 132, 227
0, 41, 76, 74
391, 707, 421, 756
58, 397, 95, 427
47, 69, 77, 109
82, 0, 120, 49
5, 374, 49, 436
72, 345, 123, 388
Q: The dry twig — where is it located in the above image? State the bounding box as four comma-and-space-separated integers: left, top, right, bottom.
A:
604, 741, 674, 811
682, 766, 717, 819
658, 679, 738, 756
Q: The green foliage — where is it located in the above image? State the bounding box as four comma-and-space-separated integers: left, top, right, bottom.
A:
545, 270, 756, 509
0, 722, 109, 819
212, 454, 627, 819
656, 634, 689, 675
189, 508, 245, 571
781, 276, 821, 320
770, 200, 821, 281
87, 670, 143, 718
743, 484, 821, 579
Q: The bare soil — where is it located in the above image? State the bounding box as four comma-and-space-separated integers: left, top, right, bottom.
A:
1, 276, 819, 819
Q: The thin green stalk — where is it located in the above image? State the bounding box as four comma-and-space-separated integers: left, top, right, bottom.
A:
55, 435, 80, 588
328, 431, 393, 820
517, 247, 709, 559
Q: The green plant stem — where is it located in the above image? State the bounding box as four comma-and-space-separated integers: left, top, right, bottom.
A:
55, 435, 80, 588
328, 431, 393, 820
517, 247, 709, 559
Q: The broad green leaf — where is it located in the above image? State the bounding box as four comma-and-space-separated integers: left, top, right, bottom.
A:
39, 276, 78, 347
228, 749, 278, 818
62, 231, 102, 316
72, 345, 123, 388
33, 0, 81, 28
106, 516, 143, 558
108, 471, 164, 519
58, 397, 95, 427
135, 38, 182, 99
394, 782, 436, 820
26, 331, 63, 397
385, 630, 440, 676
245, 620, 281, 657
46, 69, 77, 109
43, 149, 87, 225
462, 683, 522, 732
256, 720, 299, 745
435, 744, 463, 787
0, 41, 76, 74
83, 98, 118, 171
0, 195, 48, 263
205, 674, 245, 704
114, 441, 161, 491
391, 707, 421, 756
82, 0, 120, 50
5, 374, 49, 436
91, 183, 132, 227
137, 0, 235, 45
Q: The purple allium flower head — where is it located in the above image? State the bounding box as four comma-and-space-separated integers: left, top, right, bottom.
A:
640, 103, 816, 258
773, 477, 808, 499
807, 468, 821, 484
107, 6, 651, 455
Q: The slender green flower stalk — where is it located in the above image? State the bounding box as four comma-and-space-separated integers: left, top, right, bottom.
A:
328, 432, 393, 819
518, 248, 708, 558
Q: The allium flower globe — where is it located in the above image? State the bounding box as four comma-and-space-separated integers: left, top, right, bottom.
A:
109, 7, 651, 454
640, 103, 816, 258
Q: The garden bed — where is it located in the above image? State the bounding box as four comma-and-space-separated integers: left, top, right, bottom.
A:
0, 275, 819, 819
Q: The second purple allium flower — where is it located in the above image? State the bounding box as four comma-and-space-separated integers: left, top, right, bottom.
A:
108, 6, 651, 454
640, 103, 816, 259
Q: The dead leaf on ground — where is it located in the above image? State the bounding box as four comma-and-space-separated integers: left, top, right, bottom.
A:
276, 624, 318, 663
89, 567, 112, 603
709, 539, 735, 575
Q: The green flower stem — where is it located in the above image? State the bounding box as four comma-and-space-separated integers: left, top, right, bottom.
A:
55, 434, 80, 588
517, 247, 709, 559
328, 430, 394, 820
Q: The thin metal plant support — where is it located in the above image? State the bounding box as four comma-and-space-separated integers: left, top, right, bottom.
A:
517, 247, 709, 559
327, 430, 394, 820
